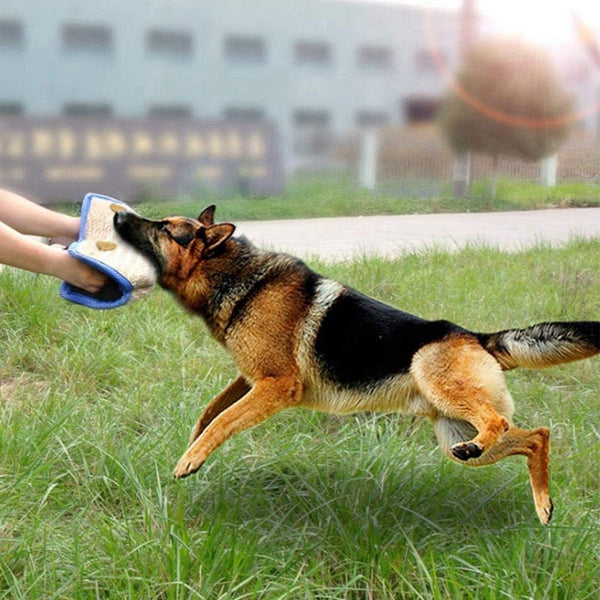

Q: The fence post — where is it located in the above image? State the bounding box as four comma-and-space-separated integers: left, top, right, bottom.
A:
540, 154, 557, 187
359, 128, 378, 190
453, 152, 471, 197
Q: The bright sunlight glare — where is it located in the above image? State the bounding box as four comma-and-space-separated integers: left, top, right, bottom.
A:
478, 0, 600, 46
379, 1, 600, 47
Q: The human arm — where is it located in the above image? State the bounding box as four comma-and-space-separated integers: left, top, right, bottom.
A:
0, 188, 80, 239
0, 189, 107, 292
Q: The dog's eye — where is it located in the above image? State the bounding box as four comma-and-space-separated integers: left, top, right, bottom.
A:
173, 232, 194, 247
160, 222, 194, 247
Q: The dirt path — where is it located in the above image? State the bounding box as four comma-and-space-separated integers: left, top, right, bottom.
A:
235, 207, 600, 261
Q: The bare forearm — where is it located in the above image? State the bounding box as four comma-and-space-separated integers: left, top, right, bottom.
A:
0, 189, 79, 238
0, 188, 107, 292
0, 221, 106, 292
0, 221, 61, 275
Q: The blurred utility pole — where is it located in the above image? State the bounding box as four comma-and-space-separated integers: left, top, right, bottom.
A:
453, 0, 477, 197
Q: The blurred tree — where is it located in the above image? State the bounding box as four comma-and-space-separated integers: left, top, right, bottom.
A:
438, 37, 574, 197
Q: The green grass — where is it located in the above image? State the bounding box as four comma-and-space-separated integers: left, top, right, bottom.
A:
126, 174, 600, 222
1, 241, 599, 599
55, 174, 600, 221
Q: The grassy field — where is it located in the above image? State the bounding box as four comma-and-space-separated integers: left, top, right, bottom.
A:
129, 175, 600, 222
1, 240, 599, 599
51, 174, 600, 222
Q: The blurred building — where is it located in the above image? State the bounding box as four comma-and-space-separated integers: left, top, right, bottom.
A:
0, 0, 460, 173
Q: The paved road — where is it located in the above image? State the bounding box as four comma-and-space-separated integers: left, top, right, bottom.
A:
235, 207, 600, 261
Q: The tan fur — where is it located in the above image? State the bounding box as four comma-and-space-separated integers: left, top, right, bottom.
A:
175, 375, 303, 477
114, 208, 599, 525
226, 272, 312, 381
412, 337, 553, 523
412, 336, 512, 450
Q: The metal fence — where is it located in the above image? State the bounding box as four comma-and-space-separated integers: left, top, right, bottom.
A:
343, 126, 600, 194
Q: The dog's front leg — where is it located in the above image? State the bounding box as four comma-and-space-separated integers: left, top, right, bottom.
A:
188, 375, 251, 447
174, 375, 302, 479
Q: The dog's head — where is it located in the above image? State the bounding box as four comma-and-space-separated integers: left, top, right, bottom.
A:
114, 205, 235, 292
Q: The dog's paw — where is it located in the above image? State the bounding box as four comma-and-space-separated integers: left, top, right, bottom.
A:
451, 441, 484, 461
536, 496, 554, 526
173, 454, 205, 479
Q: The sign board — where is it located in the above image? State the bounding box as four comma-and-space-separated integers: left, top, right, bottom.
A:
0, 117, 284, 203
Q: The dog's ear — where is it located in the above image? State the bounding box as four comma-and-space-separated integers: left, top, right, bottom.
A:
198, 223, 235, 255
198, 205, 216, 227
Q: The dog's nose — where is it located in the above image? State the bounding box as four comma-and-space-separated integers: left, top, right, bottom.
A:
113, 210, 132, 229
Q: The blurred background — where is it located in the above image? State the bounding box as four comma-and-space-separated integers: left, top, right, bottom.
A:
0, 0, 599, 205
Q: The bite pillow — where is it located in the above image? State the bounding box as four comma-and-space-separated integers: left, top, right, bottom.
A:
59, 193, 157, 309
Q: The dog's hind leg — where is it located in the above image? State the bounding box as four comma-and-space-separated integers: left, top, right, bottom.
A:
174, 375, 302, 479
411, 336, 513, 461
434, 417, 552, 524
188, 375, 251, 446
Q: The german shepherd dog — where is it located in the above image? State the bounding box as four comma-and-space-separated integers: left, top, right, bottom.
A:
114, 206, 599, 524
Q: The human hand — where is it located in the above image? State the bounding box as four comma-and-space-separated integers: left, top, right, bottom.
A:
47, 245, 108, 293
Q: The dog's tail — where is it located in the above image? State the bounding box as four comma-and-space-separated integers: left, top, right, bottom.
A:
477, 321, 600, 371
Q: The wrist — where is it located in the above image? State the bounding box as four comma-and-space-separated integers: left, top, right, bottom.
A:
37, 244, 66, 279
55, 216, 80, 240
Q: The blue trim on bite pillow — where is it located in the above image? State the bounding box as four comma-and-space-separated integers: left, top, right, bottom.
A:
59, 193, 133, 310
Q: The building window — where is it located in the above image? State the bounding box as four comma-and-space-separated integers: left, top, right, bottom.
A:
294, 41, 331, 66
224, 35, 266, 64
0, 102, 24, 116
0, 20, 24, 49
358, 45, 393, 69
294, 110, 330, 128
63, 103, 112, 118
62, 24, 112, 54
356, 111, 390, 128
293, 109, 331, 156
403, 97, 440, 123
148, 105, 192, 119
146, 30, 193, 59
223, 107, 265, 122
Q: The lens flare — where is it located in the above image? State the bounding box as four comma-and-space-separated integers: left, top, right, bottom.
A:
423, 3, 600, 129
